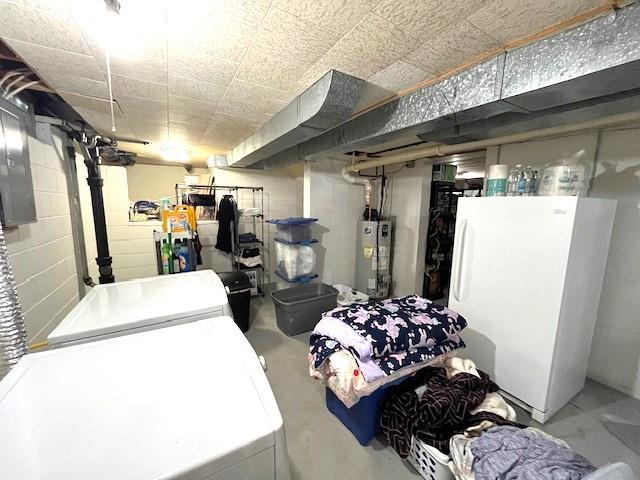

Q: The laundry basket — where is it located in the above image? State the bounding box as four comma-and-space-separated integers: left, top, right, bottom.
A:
408, 436, 454, 480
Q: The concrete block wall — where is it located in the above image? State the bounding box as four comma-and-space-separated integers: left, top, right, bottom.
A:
5, 133, 79, 343
485, 127, 640, 399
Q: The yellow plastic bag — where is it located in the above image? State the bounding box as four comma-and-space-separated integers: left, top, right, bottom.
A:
162, 205, 196, 232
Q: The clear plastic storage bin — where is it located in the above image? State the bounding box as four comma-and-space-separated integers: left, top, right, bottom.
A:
267, 217, 318, 243
274, 239, 317, 281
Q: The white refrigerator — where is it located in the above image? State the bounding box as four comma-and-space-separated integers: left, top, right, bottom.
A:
448, 196, 616, 422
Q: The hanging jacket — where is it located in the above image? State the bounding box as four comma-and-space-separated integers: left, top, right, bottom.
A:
215, 195, 238, 254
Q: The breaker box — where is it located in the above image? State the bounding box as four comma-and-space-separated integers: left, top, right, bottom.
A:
0, 98, 36, 226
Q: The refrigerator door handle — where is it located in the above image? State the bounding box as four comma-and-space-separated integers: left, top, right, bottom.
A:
453, 219, 468, 302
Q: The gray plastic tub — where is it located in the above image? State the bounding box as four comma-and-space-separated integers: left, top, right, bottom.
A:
271, 283, 338, 336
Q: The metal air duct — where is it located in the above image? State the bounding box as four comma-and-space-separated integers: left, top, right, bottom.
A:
0, 222, 27, 379
228, 70, 391, 169
251, 2, 640, 168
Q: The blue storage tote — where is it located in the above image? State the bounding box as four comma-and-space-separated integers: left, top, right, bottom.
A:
325, 380, 401, 446
267, 217, 318, 243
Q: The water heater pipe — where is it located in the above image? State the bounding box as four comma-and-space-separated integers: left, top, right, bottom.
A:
0, 222, 27, 379
346, 111, 640, 172
341, 165, 372, 205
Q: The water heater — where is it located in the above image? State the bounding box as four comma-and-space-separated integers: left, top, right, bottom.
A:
355, 220, 392, 298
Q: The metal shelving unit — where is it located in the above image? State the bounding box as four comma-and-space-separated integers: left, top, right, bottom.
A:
175, 183, 266, 296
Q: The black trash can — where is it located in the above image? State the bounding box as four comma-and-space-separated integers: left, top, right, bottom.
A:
218, 271, 252, 332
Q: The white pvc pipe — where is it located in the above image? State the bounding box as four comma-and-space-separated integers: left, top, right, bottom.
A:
348, 111, 640, 172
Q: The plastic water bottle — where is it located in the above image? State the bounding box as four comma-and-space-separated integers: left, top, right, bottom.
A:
507, 165, 534, 196
524, 166, 536, 196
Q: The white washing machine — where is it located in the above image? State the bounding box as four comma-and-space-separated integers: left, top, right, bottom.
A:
0, 316, 290, 480
48, 270, 232, 347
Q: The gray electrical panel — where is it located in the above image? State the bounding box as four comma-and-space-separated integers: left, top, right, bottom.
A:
0, 99, 36, 226
355, 220, 393, 299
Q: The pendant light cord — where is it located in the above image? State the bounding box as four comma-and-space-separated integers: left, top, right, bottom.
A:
105, 47, 116, 132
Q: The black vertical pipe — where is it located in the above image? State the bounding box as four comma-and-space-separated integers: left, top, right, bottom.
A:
79, 144, 114, 284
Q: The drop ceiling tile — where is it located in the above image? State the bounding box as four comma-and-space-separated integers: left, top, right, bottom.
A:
250, 7, 340, 64
235, 49, 312, 91
224, 78, 292, 105
404, 21, 501, 75
201, 114, 257, 147
89, 43, 168, 84
374, 0, 487, 38
169, 95, 218, 118
111, 75, 167, 101
8, 0, 68, 13
117, 96, 167, 118
467, 0, 604, 44
301, 13, 415, 80
60, 92, 116, 113
38, 71, 108, 98
0, 1, 89, 54
368, 60, 431, 92
169, 111, 213, 127
5, 39, 103, 81
201, 0, 271, 27
169, 51, 238, 87
273, 0, 380, 37
217, 100, 274, 125
167, 6, 256, 63
169, 75, 227, 104
131, 123, 168, 143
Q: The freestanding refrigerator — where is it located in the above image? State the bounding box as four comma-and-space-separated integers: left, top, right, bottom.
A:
48, 270, 232, 347
0, 317, 290, 480
448, 196, 616, 422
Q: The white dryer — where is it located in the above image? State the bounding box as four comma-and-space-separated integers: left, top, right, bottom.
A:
1, 316, 290, 480
48, 269, 232, 347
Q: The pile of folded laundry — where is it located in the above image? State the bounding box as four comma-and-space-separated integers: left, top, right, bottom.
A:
308, 295, 467, 407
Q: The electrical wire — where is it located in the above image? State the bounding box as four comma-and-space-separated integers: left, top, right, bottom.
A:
5, 80, 40, 100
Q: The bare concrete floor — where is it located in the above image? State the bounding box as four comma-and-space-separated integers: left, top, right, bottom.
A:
246, 296, 640, 479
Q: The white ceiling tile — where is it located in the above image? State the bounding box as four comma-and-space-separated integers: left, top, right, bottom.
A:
5, 39, 104, 81
197, 0, 271, 27
250, 7, 340, 64
8, 0, 68, 13
368, 60, 431, 92
167, 6, 256, 63
236, 48, 312, 91
374, 0, 488, 38
467, 0, 604, 44
217, 100, 274, 125
169, 50, 237, 86
130, 123, 168, 143
111, 75, 167, 101
169, 95, 218, 118
273, 0, 380, 37
169, 110, 212, 126
201, 114, 257, 147
224, 78, 292, 105
39, 71, 108, 98
0, 1, 89, 54
60, 92, 116, 113
168, 75, 227, 104
404, 21, 501, 75
89, 43, 167, 84
301, 14, 416, 80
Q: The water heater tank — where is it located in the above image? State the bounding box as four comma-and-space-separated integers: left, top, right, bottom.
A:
354, 220, 392, 298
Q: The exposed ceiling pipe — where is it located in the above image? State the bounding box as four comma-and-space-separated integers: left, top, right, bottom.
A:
348, 111, 640, 172
5, 80, 40, 100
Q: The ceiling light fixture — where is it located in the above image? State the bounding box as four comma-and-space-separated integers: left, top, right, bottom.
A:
161, 147, 191, 163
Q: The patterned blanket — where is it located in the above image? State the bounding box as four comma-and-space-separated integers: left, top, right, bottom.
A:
309, 296, 467, 381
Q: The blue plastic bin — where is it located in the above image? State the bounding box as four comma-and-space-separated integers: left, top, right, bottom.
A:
326, 380, 401, 446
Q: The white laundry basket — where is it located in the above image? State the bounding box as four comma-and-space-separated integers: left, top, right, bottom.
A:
408, 436, 454, 480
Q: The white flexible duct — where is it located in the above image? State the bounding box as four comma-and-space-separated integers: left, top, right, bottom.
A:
341, 165, 372, 205
347, 111, 640, 172
5, 80, 40, 100
0, 222, 27, 379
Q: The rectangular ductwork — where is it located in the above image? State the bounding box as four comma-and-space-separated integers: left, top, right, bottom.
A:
243, 2, 640, 169
228, 70, 391, 169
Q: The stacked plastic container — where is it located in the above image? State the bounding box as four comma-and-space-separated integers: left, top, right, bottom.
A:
267, 218, 318, 290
